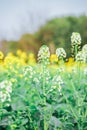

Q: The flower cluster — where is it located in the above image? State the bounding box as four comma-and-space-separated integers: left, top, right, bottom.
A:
0, 80, 12, 105
38, 45, 50, 64
56, 48, 66, 59
39, 68, 51, 84
75, 51, 86, 62
33, 77, 40, 84
71, 32, 81, 58
23, 66, 35, 77
82, 44, 87, 53
51, 75, 64, 93
71, 32, 81, 46
52, 75, 64, 86
82, 44, 87, 62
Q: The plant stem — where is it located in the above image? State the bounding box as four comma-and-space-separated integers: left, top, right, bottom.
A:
42, 65, 48, 130
75, 45, 78, 57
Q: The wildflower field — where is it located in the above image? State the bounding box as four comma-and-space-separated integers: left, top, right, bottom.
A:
0, 32, 87, 130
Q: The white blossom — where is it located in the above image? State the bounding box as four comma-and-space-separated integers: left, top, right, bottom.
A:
38, 45, 50, 64
0, 80, 12, 104
52, 75, 64, 86
82, 44, 87, 53
23, 66, 36, 79
33, 78, 39, 83
56, 48, 66, 59
75, 51, 86, 62
50, 75, 63, 94
71, 32, 81, 46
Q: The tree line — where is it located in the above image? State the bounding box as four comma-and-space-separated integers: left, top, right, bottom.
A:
0, 15, 87, 57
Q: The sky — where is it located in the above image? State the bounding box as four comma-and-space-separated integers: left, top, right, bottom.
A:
0, 0, 87, 41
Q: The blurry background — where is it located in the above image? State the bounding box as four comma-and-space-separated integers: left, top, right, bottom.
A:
0, 0, 87, 57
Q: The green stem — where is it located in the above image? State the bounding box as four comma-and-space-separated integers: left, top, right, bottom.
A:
44, 98, 47, 130
75, 45, 78, 58
77, 61, 81, 87
42, 65, 48, 130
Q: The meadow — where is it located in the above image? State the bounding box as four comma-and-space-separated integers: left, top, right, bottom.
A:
0, 32, 87, 130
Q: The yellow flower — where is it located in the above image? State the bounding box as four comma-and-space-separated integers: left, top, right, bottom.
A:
16, 49, 22, 56
0, 51, 4, 60
28, 53, 35, 59
68, 57, 74, 63
7, 52, 14, 57
21, 52, 27, 60
50, 54, 58, 64
28, 53, 36, 65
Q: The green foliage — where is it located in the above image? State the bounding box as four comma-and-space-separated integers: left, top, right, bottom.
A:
0, 61, 87, 130
36, 15, 87, 57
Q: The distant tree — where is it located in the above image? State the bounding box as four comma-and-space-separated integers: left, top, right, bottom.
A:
18, 34, 40, 55
35, 15, 87, 57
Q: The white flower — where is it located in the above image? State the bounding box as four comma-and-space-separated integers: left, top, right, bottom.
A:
52, 75, 64, 86
0, 81, 6, 89
33, 78, 39, 83
56, 48, 66, 59
51, 75, 63, 94
38, 45, 50, 64
5, 81, 12, 93
82, 44, 87, 61
2, 94, 7, 102
24, 66, 33, 74
75, 51, 86, 62
0, 80, 12, 104
6, 85, 12, 93
71, 32, 81, 46
23, 66, 35, 78
39, 68, 51, 84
